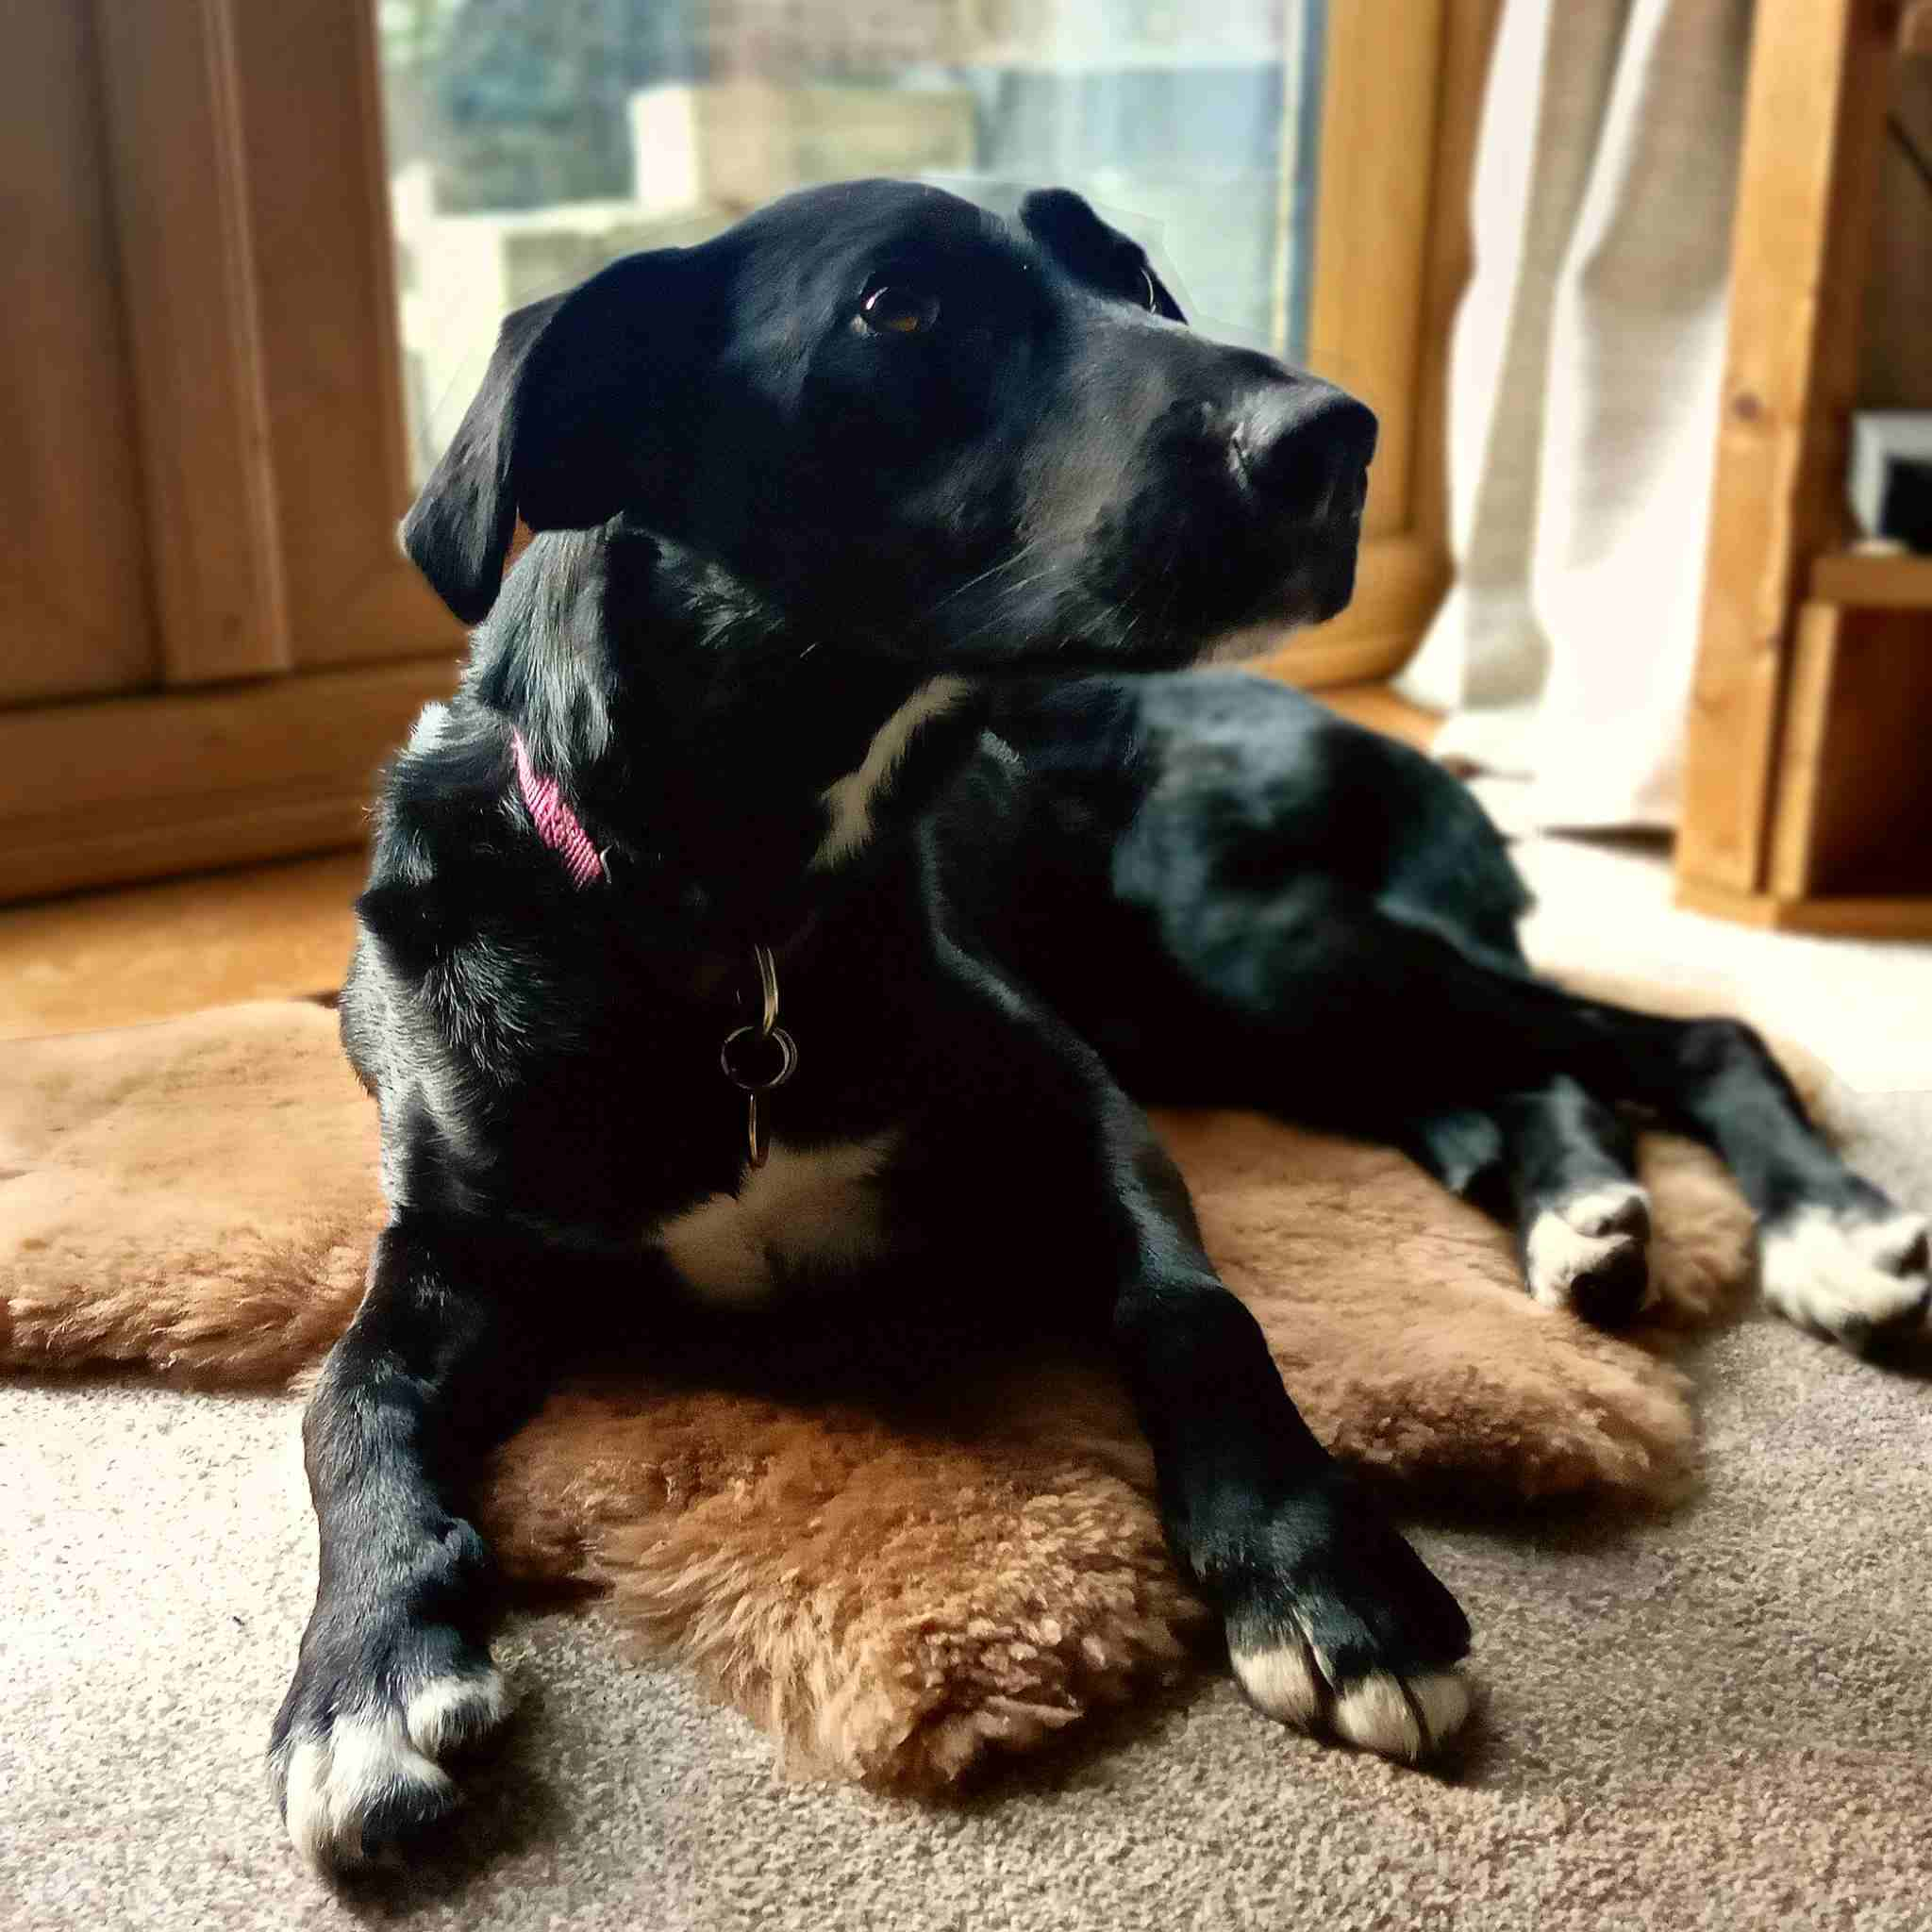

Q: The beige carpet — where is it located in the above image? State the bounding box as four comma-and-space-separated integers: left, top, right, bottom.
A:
5, 836, 1931, 1925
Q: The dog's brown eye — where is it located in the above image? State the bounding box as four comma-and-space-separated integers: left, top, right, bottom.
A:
860, 286, 940, 336
1139, 268, 1160, 312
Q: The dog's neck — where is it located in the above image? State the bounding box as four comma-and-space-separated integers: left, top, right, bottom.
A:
466, 525, 987, 943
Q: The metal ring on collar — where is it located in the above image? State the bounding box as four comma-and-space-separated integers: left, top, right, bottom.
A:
719, 1024, 798, 1092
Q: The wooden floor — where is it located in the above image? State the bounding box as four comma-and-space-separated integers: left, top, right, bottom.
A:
0, 851, 364, 1042
0, 682, 1440, 1043
1317, 680, 1439, 751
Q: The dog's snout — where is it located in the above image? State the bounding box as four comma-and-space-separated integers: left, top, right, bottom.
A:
1234, 385, 1378, 520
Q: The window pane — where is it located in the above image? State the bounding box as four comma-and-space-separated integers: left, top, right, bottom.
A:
380, 0, 1325, 482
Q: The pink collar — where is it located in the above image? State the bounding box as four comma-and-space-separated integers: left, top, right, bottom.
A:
511, 730, 605, 889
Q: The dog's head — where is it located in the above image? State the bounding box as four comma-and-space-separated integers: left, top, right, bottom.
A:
405, 179, 1374, 673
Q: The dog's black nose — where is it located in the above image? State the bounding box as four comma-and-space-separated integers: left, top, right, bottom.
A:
1234, 384, 1378, 521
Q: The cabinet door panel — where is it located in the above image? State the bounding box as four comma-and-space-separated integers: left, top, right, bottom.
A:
229, 0, 458, 671
93, 0, 293, 686
0, 0, 158, 706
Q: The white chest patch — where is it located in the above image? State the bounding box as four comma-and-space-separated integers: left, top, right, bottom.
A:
653, 1133, 900, 1307
811, 675, 971, 871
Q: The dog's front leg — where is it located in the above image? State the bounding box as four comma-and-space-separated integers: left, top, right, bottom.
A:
1100, 1103, 1474, 1761
269, 1215, 542, 1873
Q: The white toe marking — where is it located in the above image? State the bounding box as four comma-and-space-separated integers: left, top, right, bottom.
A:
1333, 1670, 1470, 1761
1332, 1673, 1421, 1758
405, 1667, 511, 1756
1859, 1211, 1929, 1274
1231, 1638, 1471, 1762
1563, 1184, 1647, 1239
1761, 1208, 1930, 1342
283, 1710, 450, 1871
1407, 1670, 1472, 1749
1524, 1184, 1649, 1309
282, 1737, 335, 1869
1231, 1640, 1324, 1726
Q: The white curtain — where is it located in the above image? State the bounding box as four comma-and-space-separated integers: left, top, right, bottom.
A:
1397, 0, 1753, 830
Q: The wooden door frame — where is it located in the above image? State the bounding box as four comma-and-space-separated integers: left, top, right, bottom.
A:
1259, 0, 1499, 689
1, 0, 1495, 903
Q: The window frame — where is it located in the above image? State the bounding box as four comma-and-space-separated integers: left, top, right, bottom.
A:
1260, 0, 1496, 689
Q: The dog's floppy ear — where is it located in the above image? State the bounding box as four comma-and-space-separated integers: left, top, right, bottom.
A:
1017, 188, 1188, 324
401, 249, 707, 625
400, 296, 562, 625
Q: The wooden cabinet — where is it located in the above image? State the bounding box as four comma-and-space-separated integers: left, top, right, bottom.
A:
1, 0, 157, 708
0, 0, 461, 902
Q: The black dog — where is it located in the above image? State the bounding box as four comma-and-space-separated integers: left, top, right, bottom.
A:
273, 179, 1929, 1872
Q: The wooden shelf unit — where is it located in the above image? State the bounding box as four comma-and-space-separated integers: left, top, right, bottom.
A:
1682, 567, 1932, 937
1809, 551, 1932, 608
1674, 0, 1932, 940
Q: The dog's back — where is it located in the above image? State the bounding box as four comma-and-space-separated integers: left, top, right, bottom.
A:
961, 671, 1534, 1094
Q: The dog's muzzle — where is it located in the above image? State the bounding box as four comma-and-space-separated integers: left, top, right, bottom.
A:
1216, 380, 1375, 627
1230, 381, 1378, 528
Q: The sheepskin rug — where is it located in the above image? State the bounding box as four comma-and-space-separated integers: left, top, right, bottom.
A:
1, 995, 1781, 1787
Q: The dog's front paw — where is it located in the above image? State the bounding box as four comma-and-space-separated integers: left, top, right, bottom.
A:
1761, 1195, 1929, 1353
269, 1616, 510, 1874
1217, 1475, 1473, 1764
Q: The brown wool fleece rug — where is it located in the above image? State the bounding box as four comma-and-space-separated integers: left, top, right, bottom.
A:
0, 993, 1806, 1790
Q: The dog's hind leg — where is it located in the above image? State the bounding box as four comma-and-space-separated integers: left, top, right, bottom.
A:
1379, 983, 1925, 1352
1117, 873, 1925, 1352
1598, 1012, 1929, 1351
1435, 990, 1928, 1349
1402, 1078, 1652, 1326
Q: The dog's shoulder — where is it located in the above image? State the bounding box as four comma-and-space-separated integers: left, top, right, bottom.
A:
344, 698, 605, 1082
355, 702, 528, 958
